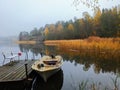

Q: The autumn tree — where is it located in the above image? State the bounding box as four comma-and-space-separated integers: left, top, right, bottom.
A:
68, 23, 74, 31
19, 4, 120, 41
82, 12, 93, 37
67, 23, 74, 38
44, 27, 49, 40
73, 0, 114, 10
93, 7, 101, 36
19, 31, 29, 40
47, 24, 55, 32
30, 28, 38, 36
100, 6, 120, 37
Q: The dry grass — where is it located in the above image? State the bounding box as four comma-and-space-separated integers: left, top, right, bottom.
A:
44, 36, 120, 51
15, 40, 36, 44
44, 36, 120, 60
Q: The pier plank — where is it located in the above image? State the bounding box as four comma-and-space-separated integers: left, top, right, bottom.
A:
0, 60, 35, 82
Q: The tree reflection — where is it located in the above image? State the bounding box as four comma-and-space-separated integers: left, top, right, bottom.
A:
18, 43, 45, 59
18, 44, 120, 75
45, 45, 120, 75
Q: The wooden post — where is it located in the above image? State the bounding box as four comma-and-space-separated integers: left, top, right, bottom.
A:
32, 53, 35, 60
25, 64, 28, 79
25, 52, 28, 61
2, 52, 6, 65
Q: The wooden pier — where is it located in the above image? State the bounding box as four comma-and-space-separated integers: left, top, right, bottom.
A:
0, 60, 35, 83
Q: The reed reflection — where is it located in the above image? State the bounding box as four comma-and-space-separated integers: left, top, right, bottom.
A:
44, 46, 120, 74
18, 44, 120, 74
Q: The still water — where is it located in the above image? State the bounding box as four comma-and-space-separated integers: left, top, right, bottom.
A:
0, 43, 120, 90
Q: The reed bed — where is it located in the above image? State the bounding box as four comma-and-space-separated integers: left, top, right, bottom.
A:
44, 37, 120, 51
15, 40, 36, 44
44, 37, 120, 60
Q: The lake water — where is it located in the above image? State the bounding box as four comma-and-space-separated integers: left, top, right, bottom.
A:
0, 43, 41, 65
0, 43, 120, 90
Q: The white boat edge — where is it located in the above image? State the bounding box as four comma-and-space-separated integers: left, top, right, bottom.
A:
32, 55, 63, 82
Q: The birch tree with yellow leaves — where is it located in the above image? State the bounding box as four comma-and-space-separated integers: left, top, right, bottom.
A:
44, 27, 49, 40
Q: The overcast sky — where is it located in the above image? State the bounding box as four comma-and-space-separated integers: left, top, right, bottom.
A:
0, 0, 120, 37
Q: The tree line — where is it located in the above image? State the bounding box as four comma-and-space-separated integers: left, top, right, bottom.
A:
19, 6, 120, 41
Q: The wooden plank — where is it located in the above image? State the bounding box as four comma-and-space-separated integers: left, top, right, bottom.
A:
4, 61, 30, 80
3, 65, 25, 80
0, 63, 24, 80
0, 61, 23, 80
1, 61, 33, 81
10, 62, 33, 80
0, 61, 25, 76
0, 60, 35, 82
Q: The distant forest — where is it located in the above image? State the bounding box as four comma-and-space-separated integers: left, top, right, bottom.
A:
19, 6, 120, 41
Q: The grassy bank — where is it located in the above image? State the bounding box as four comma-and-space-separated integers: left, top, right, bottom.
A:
15, 40, 36, 44
44, 36, 120, 50
44, 37, 120, 60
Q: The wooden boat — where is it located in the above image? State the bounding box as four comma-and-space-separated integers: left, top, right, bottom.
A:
32, 69, 63, 90
32, 55, 63, 82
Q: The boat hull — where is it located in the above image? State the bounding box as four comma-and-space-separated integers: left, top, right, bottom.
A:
32, 55, 63, 82
36, 67, 61, 82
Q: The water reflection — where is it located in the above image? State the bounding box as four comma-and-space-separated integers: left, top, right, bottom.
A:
32, 69, 63, 90
18, 44, 120, 74
18, 44, 44, 60
18, 44, 120, 89
43, 46, 120, 74
19, 44, 45, 56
